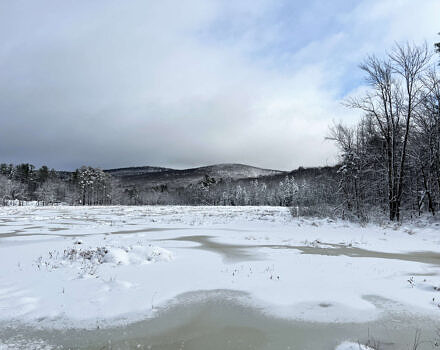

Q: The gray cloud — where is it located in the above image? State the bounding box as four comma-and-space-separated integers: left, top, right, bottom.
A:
0, 0, 439, 170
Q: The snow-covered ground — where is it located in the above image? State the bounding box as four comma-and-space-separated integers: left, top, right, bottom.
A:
0, 206, 440, 349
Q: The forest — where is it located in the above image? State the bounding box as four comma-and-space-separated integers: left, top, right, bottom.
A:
329, 41, 440, 221
0, 162, 336, 213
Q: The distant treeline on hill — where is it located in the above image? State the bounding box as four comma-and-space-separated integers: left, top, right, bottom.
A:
0, 162, 340, 214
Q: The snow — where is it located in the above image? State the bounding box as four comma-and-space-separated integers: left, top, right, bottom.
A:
0, 338, 53, 350
335, 342, 375, 350
0, 205, 439, 331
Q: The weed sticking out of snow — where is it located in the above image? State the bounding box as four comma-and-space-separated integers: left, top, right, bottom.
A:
35, 243, 173, 277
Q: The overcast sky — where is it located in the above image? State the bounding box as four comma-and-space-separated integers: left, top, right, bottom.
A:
0, 0, 439, 171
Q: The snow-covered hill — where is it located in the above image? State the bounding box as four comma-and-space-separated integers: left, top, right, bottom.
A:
110, 163, 287, 189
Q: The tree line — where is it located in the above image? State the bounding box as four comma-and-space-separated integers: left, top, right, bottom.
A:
0, 161, 338, 215
0, 164, 112, 206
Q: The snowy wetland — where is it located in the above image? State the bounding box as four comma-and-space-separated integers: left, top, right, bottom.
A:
1, 206, 440, 349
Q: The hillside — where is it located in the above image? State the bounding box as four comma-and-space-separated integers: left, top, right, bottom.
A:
105, 166, 172, 177
108, 163, 287, 189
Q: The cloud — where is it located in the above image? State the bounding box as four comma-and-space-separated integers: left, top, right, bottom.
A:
0, 0, 438, 170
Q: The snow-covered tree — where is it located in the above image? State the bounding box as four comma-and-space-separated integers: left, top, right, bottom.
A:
278, 176, 298, 206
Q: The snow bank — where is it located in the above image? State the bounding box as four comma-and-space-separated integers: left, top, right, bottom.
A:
103, 245, 173, 265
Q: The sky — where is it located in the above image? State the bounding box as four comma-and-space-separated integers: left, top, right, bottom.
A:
0, 0, 439, 171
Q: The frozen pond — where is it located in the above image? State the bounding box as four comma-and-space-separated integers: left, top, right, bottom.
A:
159, 234, 440, 265
1, 291, 440, 349
0, 206, 440, 349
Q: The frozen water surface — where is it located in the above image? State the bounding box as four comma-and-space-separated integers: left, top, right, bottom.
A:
0, 206, 440, 349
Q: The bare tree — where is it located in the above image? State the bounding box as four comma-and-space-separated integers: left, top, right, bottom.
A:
345, 42, 430, 221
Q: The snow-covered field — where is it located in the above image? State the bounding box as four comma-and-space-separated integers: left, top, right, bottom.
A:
0, 206, 440, 349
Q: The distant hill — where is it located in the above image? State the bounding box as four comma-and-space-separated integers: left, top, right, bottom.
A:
58, 163, 338, 187
41, 162, 339, 206
105, 166, 172, 177
106, 163, 287, 189
55, 163, 338, 193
